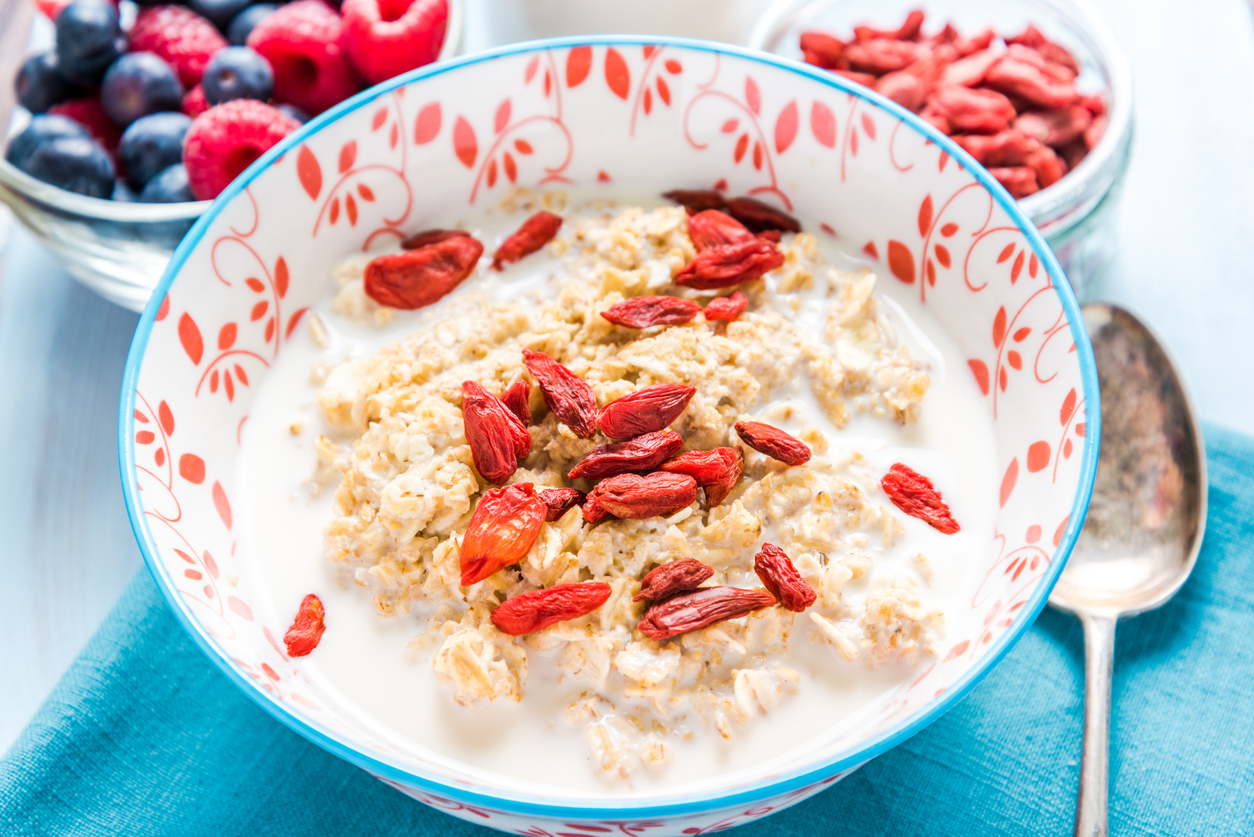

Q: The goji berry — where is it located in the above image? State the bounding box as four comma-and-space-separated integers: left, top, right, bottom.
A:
659, 447, 742, 506
988, 166, 1039, 199
983, 55, 1078, 109
880, 462, 961, 534
800, 31, 847, 70
1006, 24, 1079, 73
462, 381, 531, 484
1014, 105, 1092, 147
568, 430, 684, 481
662, 188, 728, 214
364, 236, 484, 310
675, 240, 785, 291
953, 130, 1040, 167
1025, 145, 1066, 188
703, 291, 748, 322
924, 84, 1016, 134
581, 496, 611, 524
538, 487, 585, 522
938, 48, 999, 87
402, 228, 473, 250
634, 558, 715, 602
843, 38, 927, 75
1002, 44, 1077, 83
853, 8, 924, 42
688, 210, 755, 252
500, 379, 531, 424
459, 482, 547, 585
584, 472, 698, 521
492, 211, 562, 271
491, 582, 612, 635
637, 586, 776, 641
836, 69, 879, 87
725, 197, 802, 234
521, 349, 598, 438
754, 543, 816, 612
735, 420, 812, 467
597, 383, 696, 441
601, 296, 701, 329
875, 69, 929, 111
283, 593, 326, 657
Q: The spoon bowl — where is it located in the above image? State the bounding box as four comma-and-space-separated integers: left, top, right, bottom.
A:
1050, 302, 1207, 837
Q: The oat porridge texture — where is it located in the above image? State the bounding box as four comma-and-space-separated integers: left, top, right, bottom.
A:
311, 202, 943, 779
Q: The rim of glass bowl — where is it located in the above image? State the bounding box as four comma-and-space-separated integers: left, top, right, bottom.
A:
119, 35, 1101, 819
0, 0, 464, 222
748, 0, 1134, 236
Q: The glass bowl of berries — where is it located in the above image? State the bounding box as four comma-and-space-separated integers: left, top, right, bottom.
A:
0, 0, 463, 311
749, 0, 1132, 297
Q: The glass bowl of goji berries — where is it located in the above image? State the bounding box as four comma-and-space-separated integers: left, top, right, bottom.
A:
750, 0, 1133, 297
0, 0, 463, 311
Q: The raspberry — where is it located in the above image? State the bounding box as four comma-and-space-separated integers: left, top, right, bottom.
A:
183, 99, 300, 199
48, 97, 121, 154
247, 0, 362, 115
341, 0, 446, 85
182, 84, 209, 118
129, 6, 228, 88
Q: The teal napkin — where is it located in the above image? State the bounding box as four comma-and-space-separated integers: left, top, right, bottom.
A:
4, 424, 1254, 836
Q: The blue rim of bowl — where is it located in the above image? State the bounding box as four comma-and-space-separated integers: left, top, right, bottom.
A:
119, 34, 1101, 819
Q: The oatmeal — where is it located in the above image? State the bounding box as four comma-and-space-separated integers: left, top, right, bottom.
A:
237, 193, 999, 795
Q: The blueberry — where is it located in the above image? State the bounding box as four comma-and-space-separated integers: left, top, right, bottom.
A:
119, 112, 192, 189
139, 164, 195, 202
4, 114, 88, 168
112, 179, 138, 201
227, 4, 277, 46
275, 103, 309, 123
100, 53, 184, 128
202, 47, 273, 106
189, 0, 253, 31
54, 0, 124, 87
17, 135, 116, 198
15, 52, 84, 114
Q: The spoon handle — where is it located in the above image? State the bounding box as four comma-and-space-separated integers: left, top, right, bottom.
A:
1074, 613, 1116, 837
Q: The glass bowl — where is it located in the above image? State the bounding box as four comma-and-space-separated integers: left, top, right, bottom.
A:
749, 0, 1133, 298
0, 0, 466, 312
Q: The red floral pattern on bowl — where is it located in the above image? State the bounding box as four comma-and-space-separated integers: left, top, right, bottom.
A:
119, 38, 1099, 836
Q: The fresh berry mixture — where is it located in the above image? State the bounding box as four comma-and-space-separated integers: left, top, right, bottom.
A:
7, 0, 448, 202
800, 11, 1107, 199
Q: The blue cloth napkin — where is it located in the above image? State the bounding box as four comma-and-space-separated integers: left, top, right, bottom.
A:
4, 424, 1254, 837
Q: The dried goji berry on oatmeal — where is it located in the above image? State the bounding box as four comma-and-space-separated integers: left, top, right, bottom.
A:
675, 240, 785, 291
725, 197, 802, 234
597, 383, 696, 440
492, 210, 563, 271
363, 235, 484, 310
703, 291, 748, 322
601, 296, 701, 329
735, 420, 812, 467
491, 582, 612, 635
567, 430, 685, 481
637, 586, 776, 641
754, 543, 817, 612
401, 228, 474, 250
521, 349, 598, 438
500, 379, 531, 424
688, 209, 755, 252
880, 462, 961, 534
662, 188, 728, 214
659, 447, 743, 506
538, 487, 585, 522
585, 472, 698, 521
634, 558, 715, 602
462, 381, 531, 484
284, 593, 326, 657
459, 482, 547, 585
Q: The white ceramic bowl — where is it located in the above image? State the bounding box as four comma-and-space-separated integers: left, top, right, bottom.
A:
120, 37, 1099, 835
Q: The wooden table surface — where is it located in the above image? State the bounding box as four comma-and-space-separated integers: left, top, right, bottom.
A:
2, 0, 1253, 754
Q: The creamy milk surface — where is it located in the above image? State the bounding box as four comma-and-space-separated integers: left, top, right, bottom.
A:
234, 197, 999, 798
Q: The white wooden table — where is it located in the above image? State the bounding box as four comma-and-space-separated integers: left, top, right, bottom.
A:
2, 0, 1252, 754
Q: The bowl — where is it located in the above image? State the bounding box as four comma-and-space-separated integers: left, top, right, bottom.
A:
119, 36, 1099, 834
0, 0, 465, 312
749, 0, 1133, 299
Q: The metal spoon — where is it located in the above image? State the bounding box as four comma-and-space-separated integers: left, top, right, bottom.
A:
1049, 302, 1207, 837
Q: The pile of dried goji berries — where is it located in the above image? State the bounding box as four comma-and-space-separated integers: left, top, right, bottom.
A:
801, 10, 1105, 199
